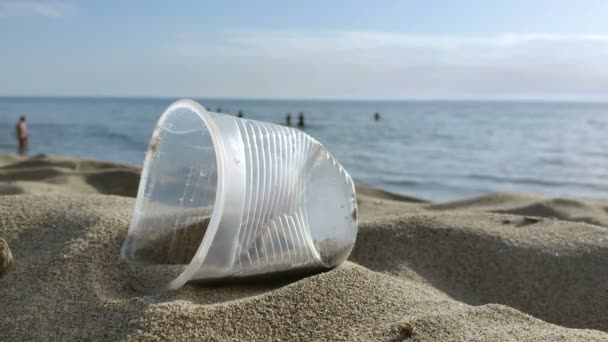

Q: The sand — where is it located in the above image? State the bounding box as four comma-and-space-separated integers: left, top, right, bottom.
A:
1, 154, 608, 341
0, 154, 140, 197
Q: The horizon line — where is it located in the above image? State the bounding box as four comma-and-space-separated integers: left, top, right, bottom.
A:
1, 94, 607, 104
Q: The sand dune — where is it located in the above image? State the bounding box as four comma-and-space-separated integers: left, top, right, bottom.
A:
1, 155, 607, 340
351, 211, 608, 331
428, 193, 608, 227
0, 154, 140, 197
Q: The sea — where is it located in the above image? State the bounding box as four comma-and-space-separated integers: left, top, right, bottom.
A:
1, 96, 608, 202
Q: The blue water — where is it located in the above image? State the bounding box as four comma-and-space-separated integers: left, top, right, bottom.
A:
1, 96, 608, 201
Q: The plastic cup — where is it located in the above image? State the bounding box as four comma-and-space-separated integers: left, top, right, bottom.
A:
121, 99, 357, 293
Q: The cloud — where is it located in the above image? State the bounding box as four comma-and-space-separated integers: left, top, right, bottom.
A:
173, 31, 608, 65
166, 31, 608, 99
0, 1, 72, 17
2, 29, 607, 99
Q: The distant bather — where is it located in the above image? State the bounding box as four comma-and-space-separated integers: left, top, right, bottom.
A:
286, 113, 292, 126
16, 115, 28, 155
298, 112, 305, 128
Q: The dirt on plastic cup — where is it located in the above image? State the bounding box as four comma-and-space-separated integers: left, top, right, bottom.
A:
121, 99, 358, 293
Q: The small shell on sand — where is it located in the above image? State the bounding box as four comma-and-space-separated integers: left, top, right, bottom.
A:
0, 238, 12, 277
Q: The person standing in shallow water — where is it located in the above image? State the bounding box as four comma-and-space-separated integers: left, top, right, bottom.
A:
16, 116, 28, 155
298, 112, 305, 128
374, 112, 381, 121
285, 113, 292, 126
237, 110, 243, 118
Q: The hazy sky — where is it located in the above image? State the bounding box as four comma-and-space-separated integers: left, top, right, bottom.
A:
1, 0, 608, 100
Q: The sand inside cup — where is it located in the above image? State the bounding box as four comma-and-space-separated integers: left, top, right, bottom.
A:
128, 212, 210, 265
123, 206, 211, 289
125, 204, 356, 288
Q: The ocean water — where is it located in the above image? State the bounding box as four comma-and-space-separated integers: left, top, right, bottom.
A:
1, 96, 608, 202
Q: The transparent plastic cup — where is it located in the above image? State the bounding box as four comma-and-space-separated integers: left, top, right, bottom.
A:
121, 99, 357, 293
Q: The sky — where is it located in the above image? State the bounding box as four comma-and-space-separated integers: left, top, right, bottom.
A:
1, 0, 608, 100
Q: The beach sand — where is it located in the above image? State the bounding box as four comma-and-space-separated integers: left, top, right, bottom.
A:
1, 154, 607, 341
